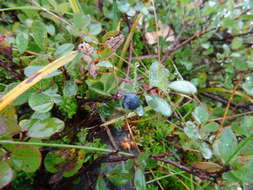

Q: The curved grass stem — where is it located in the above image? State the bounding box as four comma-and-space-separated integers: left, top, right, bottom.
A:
0, 140, 133, 156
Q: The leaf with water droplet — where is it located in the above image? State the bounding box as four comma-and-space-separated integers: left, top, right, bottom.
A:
136, 105, 144, 116
242, 75, 253, 96
149, 61, 169, 91
199, 142, 212, 159
192, 104, 209, 124
213, 127, 238, 163
168, 80, 197, 95
145, 95, 172, 117
184, 121, 201, 140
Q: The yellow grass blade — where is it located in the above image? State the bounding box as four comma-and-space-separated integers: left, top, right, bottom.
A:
0, 51, 78, 111
69, 0, 80, 13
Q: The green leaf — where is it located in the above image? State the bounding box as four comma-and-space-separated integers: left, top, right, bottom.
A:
10, 146, 41, 172
24, 65, 61, 78
108, 164, 132, 186
242, 75, 253, 96
31, 21, 47, 49
226, 132, 253, 162
19, 119, 37, 131
145, 95, 172, 117
31, 112, 51, 120
73, 12, 90, 29
192, 104, 209, 124
0, 161, 13, 189
117, 1, 130, 13
233, 116, 253, 136
63, 80, 78, 97
97, 61, 114, 68
168, 80, 197, 95
184, 121, 201, 140
44, 151, 65, 173
149, 61, 169, 91
199, 142, 212, 159
232, 158, 253, 184
16, 32, 29, 53
0, 106, 20, 135
213, 127, 238, 163
95, 176, 109, 190
46, 24, 55, 36
54, 43, 74, 57
231, 37, 243, 50
88, 23, 102, 35
28, 93, 54, 113
86, 80, 111, 97
201, 122, 219, 134
135, 153, 149, 168
26, 118, 64, 138
101, 73, 116, 93
134, 168, 146, 190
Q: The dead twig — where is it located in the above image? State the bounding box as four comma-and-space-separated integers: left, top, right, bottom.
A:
132, 55, 158, 60
201, 92, 252, 111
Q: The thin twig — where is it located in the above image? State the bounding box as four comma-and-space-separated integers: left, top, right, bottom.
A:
208, 110, 253, 122
150, 156, 224, 181
100, 115, 118, 150
220, 75, 243, 127
132, 55, 158, 60
201, 92, 251, 111
161, 8, 250, 63
161, 28, 215, 63
125, 116, 141, 152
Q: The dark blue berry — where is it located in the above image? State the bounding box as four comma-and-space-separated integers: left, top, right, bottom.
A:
122, 93, 140, 110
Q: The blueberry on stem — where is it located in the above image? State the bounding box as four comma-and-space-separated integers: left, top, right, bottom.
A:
122, 93, 140, 110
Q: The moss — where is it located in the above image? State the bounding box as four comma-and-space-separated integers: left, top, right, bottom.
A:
12, 171, 35, 190
133, 31, 144, 56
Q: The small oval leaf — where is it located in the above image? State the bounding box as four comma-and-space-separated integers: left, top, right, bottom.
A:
31, 21, 47, 49
145, 95, 172, 117
16, 33, 29, 53
191, 162, 222, 173
63, 80, 78, 97
54, 43, 74, 57
0, 161, 13, 189
184, 121, 201, 140
213, 127, 238, 163
10, 146, 41, 172
27, 117, 64, 138
96, 176, 109, 190
28, 93, 54, 113
149, 61, 169, 91
192, 104, 209, 124
168, 80, 197, 95
0, 106, 20, 135
134, 168, 146, 190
